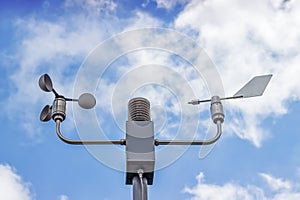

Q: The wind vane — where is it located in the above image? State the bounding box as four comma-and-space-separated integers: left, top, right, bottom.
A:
188, 74, 272, 104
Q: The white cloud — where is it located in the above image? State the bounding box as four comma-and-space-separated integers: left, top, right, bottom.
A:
5, 3, 163, 141
260, 173, 291, 192
58, 195, 69, 200
175, 0, 300, 146
7, 0, 299, 149
184, 172, 300, 200
7, 14, 107, 140
0, 164, 33, 200
154, 0, 189, 10
64, 0, 117, 15
184, 172, 265, 200
123, 11, 163, 29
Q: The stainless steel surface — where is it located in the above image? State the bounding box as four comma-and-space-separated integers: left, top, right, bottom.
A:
210, 96, 225, 124
55, 120, 125, 145
133, 176, 148, 200
155, 121, 222, 146
188, 95, 244, 105
52, 97, 66, 122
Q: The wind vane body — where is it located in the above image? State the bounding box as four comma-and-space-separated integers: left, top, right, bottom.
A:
188, 74, 273, 105
39, 73, 272, 200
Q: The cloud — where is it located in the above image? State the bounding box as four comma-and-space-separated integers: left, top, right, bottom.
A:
154, 0, 189, 10
0, 164, 33, 200
175, 0, 300, 146
4, 1, 163, 141
64, 0, 117, 15
184, 172, 300, 200
6, 0, 298, 149
260, 173, 291, 192
71, 27, 223, 170
6, 14, 106, 140
141, 0, 190, 10
80, 30, 217, 141
58, 195, 69, 200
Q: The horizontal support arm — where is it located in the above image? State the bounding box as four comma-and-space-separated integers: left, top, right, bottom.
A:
188, 95, 243, 105
154, 121, 222, 146
55, 120, 126, 145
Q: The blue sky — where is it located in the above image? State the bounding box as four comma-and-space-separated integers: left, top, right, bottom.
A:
1, 0, 300, 200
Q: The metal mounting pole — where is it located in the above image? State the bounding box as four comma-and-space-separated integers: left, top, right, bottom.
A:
133, 176, 148, 200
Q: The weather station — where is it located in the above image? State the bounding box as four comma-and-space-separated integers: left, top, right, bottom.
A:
39, 73, 272, 200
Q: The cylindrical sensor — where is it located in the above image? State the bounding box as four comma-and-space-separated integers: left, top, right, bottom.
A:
210, 96, 225, 124
52, 97, 66, 122
128, 97, 151, 121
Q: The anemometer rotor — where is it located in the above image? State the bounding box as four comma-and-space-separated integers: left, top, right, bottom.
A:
39, 74, 96, 122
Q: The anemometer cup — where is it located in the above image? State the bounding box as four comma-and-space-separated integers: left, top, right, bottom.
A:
39, 74, 53, 92
40, 105, 52, 122
52, 97, 66, 122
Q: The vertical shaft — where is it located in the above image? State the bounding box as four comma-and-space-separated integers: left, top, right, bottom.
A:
132, 176, 148, 200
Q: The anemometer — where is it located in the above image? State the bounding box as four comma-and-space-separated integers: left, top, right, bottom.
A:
39, 73, 272, 200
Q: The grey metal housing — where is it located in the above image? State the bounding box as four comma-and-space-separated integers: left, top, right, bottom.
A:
126, 98, 155, 185
126, 121, 155, 185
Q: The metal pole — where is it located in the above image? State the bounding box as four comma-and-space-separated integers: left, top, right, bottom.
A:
155, 121, 222, 146
133, 176, 148, 200
55, 120, 126, 145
